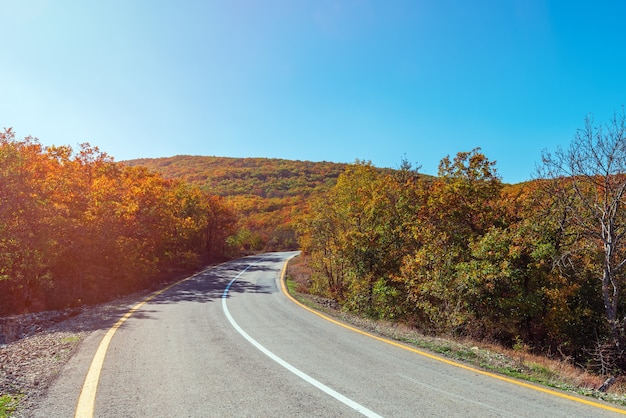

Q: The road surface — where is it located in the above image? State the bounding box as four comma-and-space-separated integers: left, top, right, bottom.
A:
32, 252, 626, 417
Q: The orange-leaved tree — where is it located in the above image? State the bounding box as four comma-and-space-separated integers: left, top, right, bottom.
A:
0, 130, 237, 315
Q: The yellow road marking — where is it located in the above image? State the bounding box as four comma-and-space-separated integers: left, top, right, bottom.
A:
279, 261, 626, 415
74, 273, 199, 418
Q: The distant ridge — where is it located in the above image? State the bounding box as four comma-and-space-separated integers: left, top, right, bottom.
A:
123, 155, 349, 198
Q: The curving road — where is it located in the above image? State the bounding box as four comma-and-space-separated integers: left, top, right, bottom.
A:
33, 252, 626, 417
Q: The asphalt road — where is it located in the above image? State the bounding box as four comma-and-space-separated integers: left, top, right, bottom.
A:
32, 252, 626, 417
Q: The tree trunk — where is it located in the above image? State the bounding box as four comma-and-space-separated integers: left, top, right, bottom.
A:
603, 265, 621, 348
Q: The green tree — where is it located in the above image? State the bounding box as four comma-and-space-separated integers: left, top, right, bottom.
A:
398, 149, 503, 334
298, 160, 423, 317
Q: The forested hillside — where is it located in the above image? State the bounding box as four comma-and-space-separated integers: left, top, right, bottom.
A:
0, 130, 236, 316
124, 156, 352, 251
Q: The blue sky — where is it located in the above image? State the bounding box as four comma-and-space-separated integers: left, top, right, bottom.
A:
1, 1, 625, 184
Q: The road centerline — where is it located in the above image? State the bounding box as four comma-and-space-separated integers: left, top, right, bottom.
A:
221, 259, 382, 418
279, 260, 626, 416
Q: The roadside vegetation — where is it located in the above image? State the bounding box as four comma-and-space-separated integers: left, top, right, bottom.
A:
0, 394, 21, 418
295, 111, 626, 390
0, 129, 236, 316
286, 255, 626, 403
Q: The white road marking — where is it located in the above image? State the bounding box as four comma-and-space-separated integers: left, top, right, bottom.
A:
221, 260, 382, 418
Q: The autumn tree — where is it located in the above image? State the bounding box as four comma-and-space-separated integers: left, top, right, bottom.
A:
295, 147, 618, 364
397, 149, 503, 333
297, 160, 422, 316
0, 130, 55, 312
297, 162, 381, 299
0, 130, 238, 315
537, 110, 626, 361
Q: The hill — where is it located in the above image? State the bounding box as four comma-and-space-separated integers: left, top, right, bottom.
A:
124, 156, 348, 198
123, 156, 350, 251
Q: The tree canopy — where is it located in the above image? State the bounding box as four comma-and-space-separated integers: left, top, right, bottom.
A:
0, 130, 236, 315
297, 142, 618, 373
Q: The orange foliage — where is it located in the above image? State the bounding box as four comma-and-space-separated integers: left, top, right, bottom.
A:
124, 156, 350, 251
0, 130, 236, 315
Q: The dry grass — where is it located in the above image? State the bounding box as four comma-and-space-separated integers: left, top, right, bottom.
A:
286, 254, 314, 293
471, 339, 605, 389
285, 255, 626, 405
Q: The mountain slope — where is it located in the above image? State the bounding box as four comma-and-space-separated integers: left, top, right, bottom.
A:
123, 156, 350, 251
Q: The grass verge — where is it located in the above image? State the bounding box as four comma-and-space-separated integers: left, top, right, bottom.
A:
285, 276, 297, 295
0, 394, 22, 418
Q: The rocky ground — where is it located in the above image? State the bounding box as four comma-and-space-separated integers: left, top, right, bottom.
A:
0, 293, 148, 416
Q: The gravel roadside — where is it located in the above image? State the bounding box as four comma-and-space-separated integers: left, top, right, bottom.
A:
0, 292, 150, 417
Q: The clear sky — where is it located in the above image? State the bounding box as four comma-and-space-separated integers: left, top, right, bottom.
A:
1, 1, 625, 184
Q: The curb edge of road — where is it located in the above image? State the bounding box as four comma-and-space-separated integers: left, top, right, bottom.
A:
279, 257, 626, 416
73, 265, 220, 418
